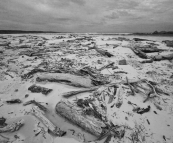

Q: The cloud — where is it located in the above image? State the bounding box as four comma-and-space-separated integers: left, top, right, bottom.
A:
0, 0, 173, 32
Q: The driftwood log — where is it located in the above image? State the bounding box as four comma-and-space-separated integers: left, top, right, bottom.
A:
36, 73, 94, 88
95, 48, 114, 57
130, 47, 148, 59
56, 100, 105, 137
31, 106, 66, 137
0, 119, 24, 133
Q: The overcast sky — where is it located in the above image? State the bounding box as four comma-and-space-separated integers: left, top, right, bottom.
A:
0, 0, 173, 33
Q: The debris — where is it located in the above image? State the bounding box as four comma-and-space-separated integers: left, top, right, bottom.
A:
130, 47, 148, 59
146, 119, 150, 125
0, 117, 7, 128
31, 106, 66, 137
25, 94, 29, 98
6, 99, 22, 104
135, 106, 151, 114
56, 100, 106, 137
62, 88, 96, 98
0, 119, 24, 133
21, 68, 46, 79
36, 73, 95, 87
163, 135, 166, 141
28, 84, 52, 95
154, 103, 162, 110
23, 100, 47, 112
98, 62, 115, 71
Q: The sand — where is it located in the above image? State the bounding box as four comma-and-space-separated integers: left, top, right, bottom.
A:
0, 33, 173, 143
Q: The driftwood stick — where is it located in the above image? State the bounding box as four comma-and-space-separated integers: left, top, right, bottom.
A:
63, 83, 120, 98
62, 88, 96, 98
126, 77, 135, 95
56, 100, 105, 137
95, 48, 114, 57
98, 62, 115, 71
31, 106, 66, 137
23, 100, 47, 112
0, 119, 24, 133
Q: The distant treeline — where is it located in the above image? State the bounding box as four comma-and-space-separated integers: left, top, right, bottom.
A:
134, 31, 173, 36
0, 30, 63, 34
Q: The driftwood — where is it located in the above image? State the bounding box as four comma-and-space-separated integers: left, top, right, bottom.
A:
62, 88, 96, 98
130, 47, 148, 59
98, 62, 115, 71
152, 53, 173, 61
56, 100, 105, 137
139, 47, 165, 53
63, 83, 120, 98
28, 84, 52, 95
6, 99, 22, 104
36, 73, 94, 88
95, 48, 114, 57
23, 100, 47, 112
140, 59, 153, 63
21, 69, 46, 79
31, 106, 66, 136
0, 119, 24, 133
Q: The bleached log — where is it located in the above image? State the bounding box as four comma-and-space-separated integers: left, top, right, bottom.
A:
31, 106, 66, 137
56, 100, 105, 137
36, 73, 94, 88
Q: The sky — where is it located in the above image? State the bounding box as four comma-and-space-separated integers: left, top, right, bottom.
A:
0, 0, 173, 33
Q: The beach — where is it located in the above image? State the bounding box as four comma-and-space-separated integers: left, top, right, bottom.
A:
0, 33, 173, 143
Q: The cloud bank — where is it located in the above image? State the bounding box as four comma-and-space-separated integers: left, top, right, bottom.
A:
0, 0, 173, 32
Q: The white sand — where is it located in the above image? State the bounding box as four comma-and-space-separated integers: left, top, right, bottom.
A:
0, 34, 173, 143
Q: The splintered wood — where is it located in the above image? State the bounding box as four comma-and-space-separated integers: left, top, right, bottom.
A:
31, 106, 66, 137
0, 119, 24, 133
56, 100, 105, 137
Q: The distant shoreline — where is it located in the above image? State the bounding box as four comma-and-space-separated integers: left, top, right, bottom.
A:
0, 30, 173, 36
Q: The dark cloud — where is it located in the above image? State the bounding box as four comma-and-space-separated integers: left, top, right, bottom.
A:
0, 0, 173, 32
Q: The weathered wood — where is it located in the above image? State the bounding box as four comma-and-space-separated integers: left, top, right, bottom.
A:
98, 62, 115, 71
36, 73, 94, 88
23, 100, 47, 112
28, 84, 52, 95
31, 106, 66, 137
63, 83, 120, 98
56, 100, 105, 137
0, 119, 24, 133
130, 47, 148, 59
62, 88, 96, 98
95, 48, 114, 57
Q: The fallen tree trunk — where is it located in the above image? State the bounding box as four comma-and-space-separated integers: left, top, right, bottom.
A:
0, 119, 24, 133
31, 106, 66, 137
36, 73, 94, 88
56, 100, 105, 137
